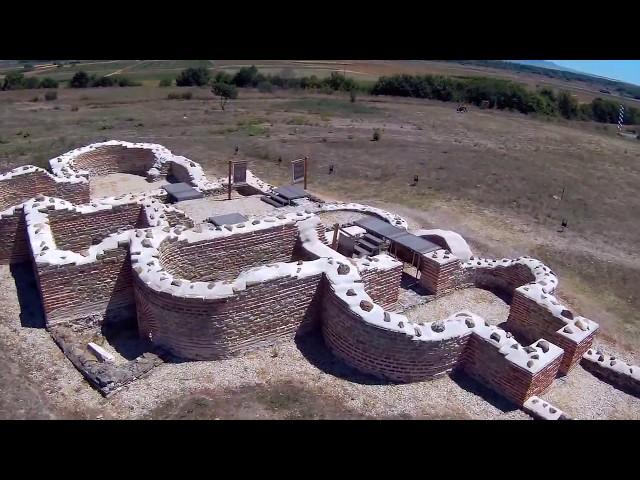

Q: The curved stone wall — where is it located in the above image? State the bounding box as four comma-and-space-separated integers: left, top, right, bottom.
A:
72, 145, 159, 178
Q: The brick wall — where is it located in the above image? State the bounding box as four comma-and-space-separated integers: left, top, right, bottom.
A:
419, 254, 461, 295
507, 290, 595, 374
134, 272, 324, 360
159, 224, 301, 282
321, 287, 471, 382
48, 204, 145, 251
470, 263, 536, 298
0, 208, 29, 264
360, 264, 402, 310
461, 334, 562, 405
0, 169, 88, 211
321, 285, 561, 404
72, 145, 158, 177
35, 247, 134, 328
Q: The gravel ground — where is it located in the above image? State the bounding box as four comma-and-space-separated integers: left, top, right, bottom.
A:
401, 287, 510, 326
314, 210, 377, 228
178, 194, 278, 224
90, 173, 168, 199
0, 262, 639, 419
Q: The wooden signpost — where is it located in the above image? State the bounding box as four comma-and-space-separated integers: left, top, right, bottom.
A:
291, 156, 308, 189
228, 160, 248, 200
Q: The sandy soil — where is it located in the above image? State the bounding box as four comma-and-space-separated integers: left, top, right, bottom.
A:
90, 173, 168, 199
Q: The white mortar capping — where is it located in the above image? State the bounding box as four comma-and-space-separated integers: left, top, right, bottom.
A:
582, 348, 640, 381
462, 255, 559, 293
318, 202, 409, 229
410, 228, 473, 261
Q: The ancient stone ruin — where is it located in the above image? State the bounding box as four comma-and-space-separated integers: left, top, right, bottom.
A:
1, 140, 637, 418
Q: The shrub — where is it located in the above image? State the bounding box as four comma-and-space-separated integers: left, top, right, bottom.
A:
213, 71, 233, 84
212, 82, 238, 110
91, 76, 115, 87
40, 77, 59, 89
557, 91, 578, 119
176, 67, 211, 86
167, 91, 192, 100
30, 96, 40, 102
69, 71, 90, 88
115, 76, 141, 87
2, 72, 25, 90
44, 90, 58, 101
23, 77, 40, 89
232, 65, 260, 87
372, 128, 381, 141
257, 81, 273, 93
159, 78, 172, 87
71, 105, 79, 111
350, 89, 357, 103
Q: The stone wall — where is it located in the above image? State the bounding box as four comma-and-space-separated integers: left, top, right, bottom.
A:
507, 288, 597, 374
321, 286, 562, 404
581, 349, 640, 396
35, 246, 134, 328
72, 145, 158, 178
359, 263, 403, 310
48, 203, 145, 251
461, 334, 563, 405
0, 167, 88, 211
0, 207, 29, 264
419, 250, 461, 295
321, 288, 471, 382
134, 272, 324, 360
159, 223, 300, 282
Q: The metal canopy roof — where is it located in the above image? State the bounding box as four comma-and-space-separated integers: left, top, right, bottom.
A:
391, 232, 441, 254
355, 216, 440, 254
274, 184, 309, 200
207, 213, 249, 226
354, 216, 406, 239
163, 182, 194, 195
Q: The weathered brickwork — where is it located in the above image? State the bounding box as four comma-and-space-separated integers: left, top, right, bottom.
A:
159, 224, 300, 282
35, 247, 134, 328
134, 272, 324, 360
322, 288, 471, 382
461, 334, 563, 405
360, 264, 403, 310
507, 290, 595, 374
48, 204, 145, 251
0, 168, 88, 211
470, 263, 536, 297
0, 207, 29, 264
72, 145, 159, 178
321, 286, 561, 403
419, 254, 461, 295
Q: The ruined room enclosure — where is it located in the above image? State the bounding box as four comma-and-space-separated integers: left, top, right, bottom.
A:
0, 140, 637, 415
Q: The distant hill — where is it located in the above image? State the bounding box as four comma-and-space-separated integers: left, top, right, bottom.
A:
506, 60, 585, 74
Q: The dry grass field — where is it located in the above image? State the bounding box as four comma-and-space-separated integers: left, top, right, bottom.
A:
0, 77, 638, 419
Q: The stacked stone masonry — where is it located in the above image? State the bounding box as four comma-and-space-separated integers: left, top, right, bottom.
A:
0, 141, 616, 411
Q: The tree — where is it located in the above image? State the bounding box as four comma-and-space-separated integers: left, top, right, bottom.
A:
212, 82, 238, 111
2, 72, 25, 90
70, 71, 90, 88
232, 65, 259, 87
557, 91, 578, 119
175, 67, 211, 86
214, 71, 233, 84
23, 77, 40, 89
40, 77, 59, 89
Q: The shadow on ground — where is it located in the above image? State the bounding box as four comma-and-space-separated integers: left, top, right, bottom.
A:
295, 331, 387, 386
10, 262, 45, 329
449, 370, 519, 413
147, 380, 371, 420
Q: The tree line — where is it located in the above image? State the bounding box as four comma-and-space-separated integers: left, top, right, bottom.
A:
1, 70, 141, 91
370, 74, 640, 125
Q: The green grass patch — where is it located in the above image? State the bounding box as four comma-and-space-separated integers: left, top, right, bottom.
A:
279, 98, 379, 116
